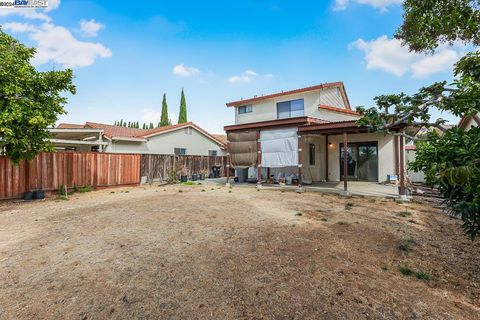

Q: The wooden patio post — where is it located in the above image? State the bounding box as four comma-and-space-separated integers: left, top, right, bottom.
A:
257, 131, 262, 187
394, 135, 400, 176
226, 142, 231, 186
399, 134, 406, 198
340, 131, 349, 196
297, 132, 302, 188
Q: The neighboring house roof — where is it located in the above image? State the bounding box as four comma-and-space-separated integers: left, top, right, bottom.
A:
57, 123, 87, 129
212, 134, 227, 144
226, 82, 351, 110
79, 121, 226, 149
85, 122, 145, 138
458, 112, 479, 129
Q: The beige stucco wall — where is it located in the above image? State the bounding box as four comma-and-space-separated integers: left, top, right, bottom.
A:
326, 133, 396, 183
406, 149, 425, 182
104, 127, 225, 156
234, 87, 358, 125
300, 135, 327, 182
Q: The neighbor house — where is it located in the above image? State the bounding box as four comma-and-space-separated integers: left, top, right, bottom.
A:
224, 82, 407, 190
458, 112, 480, 130
51, 122, 226, 156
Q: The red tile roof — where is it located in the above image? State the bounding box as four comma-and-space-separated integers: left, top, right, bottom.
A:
85, 122, 145, 138
212, 134, 227, 144
226, 82, 351, 109
83, 122, 226, 148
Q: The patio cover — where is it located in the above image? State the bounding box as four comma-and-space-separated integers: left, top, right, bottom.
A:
260, 128, 298, 168
227, 130, 258, 168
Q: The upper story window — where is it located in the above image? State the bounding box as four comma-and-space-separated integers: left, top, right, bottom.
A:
277, 99, 304, 119
238, 104, 252, 114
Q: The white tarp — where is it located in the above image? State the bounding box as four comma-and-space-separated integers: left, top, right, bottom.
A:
261, 128, 298, 168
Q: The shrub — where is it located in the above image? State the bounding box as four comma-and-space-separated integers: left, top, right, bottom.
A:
398, 238, 416, 252
396, 211, 411, 217
415, 271, 430, 280
78, 185, 92, 193
167, 169, 179, 184
399, 267, 414, 276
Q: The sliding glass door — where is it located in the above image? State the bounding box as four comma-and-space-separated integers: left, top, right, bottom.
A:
340, 142, 378, 182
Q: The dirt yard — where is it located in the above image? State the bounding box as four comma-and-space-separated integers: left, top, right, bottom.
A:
0, 183, 479, 319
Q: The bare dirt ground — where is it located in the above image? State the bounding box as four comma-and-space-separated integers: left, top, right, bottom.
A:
0, 184, 479, 319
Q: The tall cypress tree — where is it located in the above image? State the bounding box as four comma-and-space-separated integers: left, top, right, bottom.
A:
178, 88, 187, 124
160, 93, 170, 127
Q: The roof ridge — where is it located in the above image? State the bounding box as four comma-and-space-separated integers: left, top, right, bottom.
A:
226, 82, 345, 107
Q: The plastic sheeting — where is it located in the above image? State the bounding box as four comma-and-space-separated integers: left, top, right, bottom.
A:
261, 128, 298, 168
227, 130, 258, 168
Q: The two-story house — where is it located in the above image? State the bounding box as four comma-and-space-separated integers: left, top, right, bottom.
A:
224, 82, 406, 193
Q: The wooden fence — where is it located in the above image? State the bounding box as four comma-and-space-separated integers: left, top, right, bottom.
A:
141, 154, 228, 183
0, 152, 141, 199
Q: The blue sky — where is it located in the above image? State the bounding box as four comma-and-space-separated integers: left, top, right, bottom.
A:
0, 0, 464, 133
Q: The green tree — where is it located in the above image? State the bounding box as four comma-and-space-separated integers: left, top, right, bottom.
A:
178, 88, 187, 124
160, 93, 170, 127
142, 123, 146, 129
0, 30, 76, 164
357, 0, 480, 240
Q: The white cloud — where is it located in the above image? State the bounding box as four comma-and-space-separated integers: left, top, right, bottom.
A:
351, 36, 412, 76
228, 69, 274, 84
79, 19, 105, 37
410, 49, 460, 78
333, 0, 349, 11
334, 0, 402, 11
4, 22, 112, 68
2, 22, 38, 33
0, 9, 51, 21
45, 0, 61, 12
172, 63, 200, 77
351, 35, 463, 78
